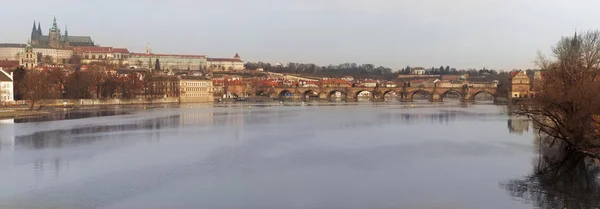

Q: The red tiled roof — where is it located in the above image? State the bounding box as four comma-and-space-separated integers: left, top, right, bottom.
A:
0, 60, 19, 69
131, 53, 206, 58
225, 80, 245, 85
0, 69, 12, 82
321, 79, 349, 84
112, 48, 130, 53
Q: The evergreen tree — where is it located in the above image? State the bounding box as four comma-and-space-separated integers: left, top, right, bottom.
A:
155, 59, 161, 71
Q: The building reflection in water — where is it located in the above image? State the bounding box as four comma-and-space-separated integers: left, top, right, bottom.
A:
507, 115, 530, 135
0, 119, 15, 152
13, 110, 130, 123
501, 133, 600, 209
13, 107, 266, 150
378, 109, 495, 125
14, 115, 182, 150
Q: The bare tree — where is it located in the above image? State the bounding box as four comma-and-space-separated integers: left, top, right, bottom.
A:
501, 134, 600, 209
46, 68, 67, 98
41, 55, 55, 66
135, 60, 143, 68
514, 30, 600, 159
87, 64, 108, 99
20, 70, 54, 110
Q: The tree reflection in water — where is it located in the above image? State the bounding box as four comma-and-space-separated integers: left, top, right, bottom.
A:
501, 134, 600, 209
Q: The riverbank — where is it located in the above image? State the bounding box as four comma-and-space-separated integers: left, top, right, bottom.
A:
0, 110, 49, 119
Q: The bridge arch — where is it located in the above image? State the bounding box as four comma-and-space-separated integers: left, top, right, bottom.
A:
440, 89, 464, 101
302, 89, 320, 100
256, 90, 272, 97
383, 89, 400, 97
278, 89, 294, 99
328, 90, 347, 100
471, 90, 495, 102
409, 89, 432, 101
383, 90, 401, 101
355, 90, 374, 100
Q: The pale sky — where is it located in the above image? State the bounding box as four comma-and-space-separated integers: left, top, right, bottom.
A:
2, 0, 599, 70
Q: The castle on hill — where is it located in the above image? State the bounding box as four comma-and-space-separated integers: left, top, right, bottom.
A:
30, 16, 95, 48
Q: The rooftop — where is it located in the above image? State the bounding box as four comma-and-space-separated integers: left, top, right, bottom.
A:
0, 68, 13, 82
0, 60, 20, 69
180, 76, 211, 80
0, 43, 26, 48
131, 53, 206, 59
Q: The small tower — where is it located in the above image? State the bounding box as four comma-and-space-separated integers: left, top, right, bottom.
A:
63, 25, 69, 47
20, 40, 38, 69
234, 53, 241, 60
145, 44, 152, 54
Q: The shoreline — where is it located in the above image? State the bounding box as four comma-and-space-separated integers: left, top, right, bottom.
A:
0, 110, 50, 119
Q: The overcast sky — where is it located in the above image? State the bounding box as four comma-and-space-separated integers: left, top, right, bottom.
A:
2, 0, 599, 70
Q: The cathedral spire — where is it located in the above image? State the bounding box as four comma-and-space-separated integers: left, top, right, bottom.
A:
31, 21, 37, 41
37, 22, 41, 34
51, 15, 58, 31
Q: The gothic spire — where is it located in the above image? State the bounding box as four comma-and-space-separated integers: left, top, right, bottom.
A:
31, 21, 36, 41
37, 22, 41, 34
51, 15, 58, 31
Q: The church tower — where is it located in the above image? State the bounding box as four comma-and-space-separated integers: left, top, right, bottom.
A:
30, 21, 37, 42
63, 25, 69, 47
48, 16, 62, 48
20, 41, 38, 69
145, 44, 152, 54
37, 22, 42, 37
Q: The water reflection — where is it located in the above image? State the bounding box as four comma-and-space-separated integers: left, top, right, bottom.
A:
14, 109, 130, 123
13, 107, 301, 150
507, 115, 530, 135
379, 109, 499, 125
0, 119, 15, 152
501, 134, 600, 209
15, 115, 181, 149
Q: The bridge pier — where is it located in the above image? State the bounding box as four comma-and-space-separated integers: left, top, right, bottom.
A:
431, 92, 442, 102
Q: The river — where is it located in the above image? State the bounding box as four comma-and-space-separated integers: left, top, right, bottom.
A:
0, 103, 562, 208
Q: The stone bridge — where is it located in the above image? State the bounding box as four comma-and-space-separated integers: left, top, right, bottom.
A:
230, 83, 498, 102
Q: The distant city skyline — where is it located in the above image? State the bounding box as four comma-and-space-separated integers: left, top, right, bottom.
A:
2, 0, 599, 70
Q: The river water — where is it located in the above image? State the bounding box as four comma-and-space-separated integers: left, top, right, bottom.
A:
0, 103, 541, 209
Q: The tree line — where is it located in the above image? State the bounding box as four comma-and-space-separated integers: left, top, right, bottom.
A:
9, 63, 176, 110
245, 62, 395, 79
245, 61, 524, 80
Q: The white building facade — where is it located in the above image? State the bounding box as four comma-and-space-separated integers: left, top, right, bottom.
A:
179, 76, 214, 103
128, 53, 207, 71
208, 53, 244, 71
0, 67, 14, 102
0, 44, 26, 61
74, 46, 130, 65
